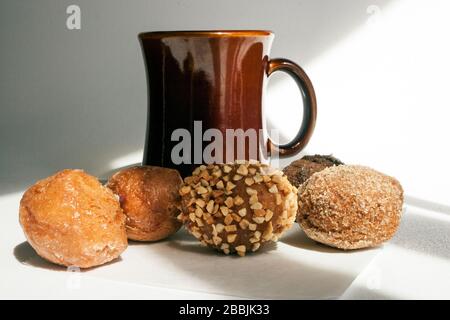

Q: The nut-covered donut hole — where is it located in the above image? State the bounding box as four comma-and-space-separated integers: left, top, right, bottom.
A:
178, 161, 298, 256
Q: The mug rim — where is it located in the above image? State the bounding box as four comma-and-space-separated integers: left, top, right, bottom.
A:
139, 30, 274, 39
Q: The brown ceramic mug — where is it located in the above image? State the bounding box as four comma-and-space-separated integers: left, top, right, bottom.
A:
139, 30, 317, 177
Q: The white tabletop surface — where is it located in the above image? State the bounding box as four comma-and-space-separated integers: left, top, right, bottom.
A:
0, 187, 374, 300
2, 177, 450, 300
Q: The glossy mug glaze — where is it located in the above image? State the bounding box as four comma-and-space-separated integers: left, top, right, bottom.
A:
139, 30, 317, 177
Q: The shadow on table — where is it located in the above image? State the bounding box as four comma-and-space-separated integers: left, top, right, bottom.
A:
14, 242, 64, 271
13, 228, 366, 299
13, 241, 123, 272
152, 229, 359, 299
282, 228, 350, 254
167, 229, 279, 257
390, 205, 450, 260
405, 195, 450, 215
281, 224, 381, 255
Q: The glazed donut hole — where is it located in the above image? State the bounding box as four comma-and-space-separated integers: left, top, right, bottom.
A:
19, 169, 128, 269
106, 166, 183, 242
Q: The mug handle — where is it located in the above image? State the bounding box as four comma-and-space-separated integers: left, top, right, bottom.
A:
266, 58, 317, 156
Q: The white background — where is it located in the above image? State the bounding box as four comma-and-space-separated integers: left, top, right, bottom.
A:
2, 0, 450, 206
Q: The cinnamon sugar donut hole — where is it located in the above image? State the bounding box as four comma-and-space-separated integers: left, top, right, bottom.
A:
19, 169, 127, 268
297, 165, 404, 250
107, 166, 183, 241
178, 161, 298, 256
